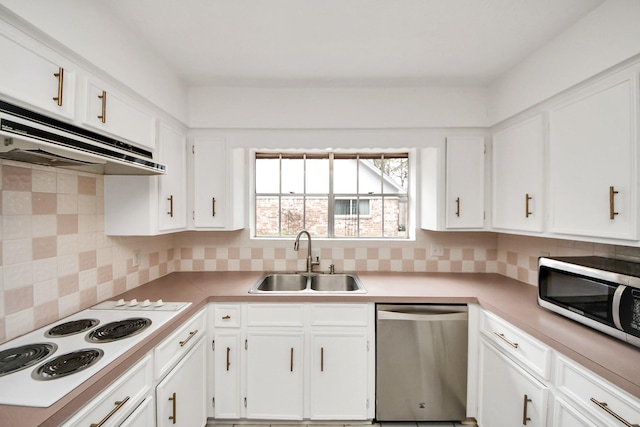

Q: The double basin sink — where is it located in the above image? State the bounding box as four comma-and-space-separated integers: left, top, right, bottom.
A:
249, 272, 366, 294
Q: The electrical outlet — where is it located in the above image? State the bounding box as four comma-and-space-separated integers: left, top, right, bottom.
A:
133, 250, 141, 267
430, 244, 444, 257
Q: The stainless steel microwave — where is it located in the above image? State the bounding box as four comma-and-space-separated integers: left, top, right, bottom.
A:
538, 256, 640, 348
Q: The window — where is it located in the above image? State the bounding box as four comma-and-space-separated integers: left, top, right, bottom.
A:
254, 152, 409, 238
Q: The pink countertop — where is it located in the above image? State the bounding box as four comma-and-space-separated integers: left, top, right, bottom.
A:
2, 271, 639, 426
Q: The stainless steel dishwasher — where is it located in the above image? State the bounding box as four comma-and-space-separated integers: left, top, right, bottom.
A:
376, 304, 468, 422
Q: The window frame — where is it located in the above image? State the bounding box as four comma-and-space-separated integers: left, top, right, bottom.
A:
253, 151, 410, 239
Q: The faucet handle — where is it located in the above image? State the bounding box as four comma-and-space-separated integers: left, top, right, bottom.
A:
329, 264, 335, 274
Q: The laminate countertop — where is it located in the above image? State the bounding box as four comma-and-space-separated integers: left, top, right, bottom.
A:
2, 271, 639, 426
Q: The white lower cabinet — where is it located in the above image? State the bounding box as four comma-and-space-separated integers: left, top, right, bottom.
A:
309, 332, 369, 420
478, 338, 548, 427
156, 338, 207, 427
120, 396, 155, 427
62, 355, 153, 427
246, 331, 304, 419
208, 302, 375, 422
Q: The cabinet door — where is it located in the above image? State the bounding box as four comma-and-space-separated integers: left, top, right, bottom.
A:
492, 115, 544, 232
213, 331, 242, 419
309, 332, 369, 420
158, 122, 187, 232
120, 396, 155, 427
156, 338, 206, 427
549, 74, 636, 240
193, 139, 245, 230
0, 31, 75, 119
477, 339, 548, 427
552, 396, 600, 427
84, 78, 156, 150
245, 331, 304, 420
446, 136, 485, 229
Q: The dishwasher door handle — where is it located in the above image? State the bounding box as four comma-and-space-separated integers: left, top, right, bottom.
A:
377, 310, 467, 322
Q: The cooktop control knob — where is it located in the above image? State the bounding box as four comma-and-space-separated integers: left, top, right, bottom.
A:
115, 299, 125, 306
141, 299, 151, 307
155, 299, 164, 307
128, 299, 138, 307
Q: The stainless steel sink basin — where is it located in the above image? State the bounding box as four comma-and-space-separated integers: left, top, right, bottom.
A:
249, 273, 366, 294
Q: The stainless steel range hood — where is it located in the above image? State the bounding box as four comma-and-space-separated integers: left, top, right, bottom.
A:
0, 99, 165, 175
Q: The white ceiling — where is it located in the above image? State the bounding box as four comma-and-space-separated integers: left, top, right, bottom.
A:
102, 0, 604, 87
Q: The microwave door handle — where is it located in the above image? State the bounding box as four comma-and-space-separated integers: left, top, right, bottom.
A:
613, 285, 626, 330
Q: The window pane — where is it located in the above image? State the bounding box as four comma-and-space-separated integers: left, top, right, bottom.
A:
334, 158, 358, 193
306, 157, 329, 194
360, 197, 383, 237
335, 199, 350, 215
358, 199, 370, 216
255, 196, 280, 236
281, 158, 304, 194
384, 157, 409, 192
255, 158, 280, 193
281, 197, 305, 236
304, 197, 328, 237
383, 195, 408, 237
335, 213, 359, 237
359, 159, 381, 194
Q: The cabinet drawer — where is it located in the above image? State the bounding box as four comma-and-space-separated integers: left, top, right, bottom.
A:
154, 309, 205, 379
247, 304, 304, 327
63, 355, 152, 427
310, 303, 371, 326
556, 355, 640, 427
481, 310, 551, 379
214, 304, 242, 328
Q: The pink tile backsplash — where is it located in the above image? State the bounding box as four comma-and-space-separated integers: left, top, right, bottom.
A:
3, 159, 640, 344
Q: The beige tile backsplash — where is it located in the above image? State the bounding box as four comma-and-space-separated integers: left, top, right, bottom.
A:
2, 159, 640, 344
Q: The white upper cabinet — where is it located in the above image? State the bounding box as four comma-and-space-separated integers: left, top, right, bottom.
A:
445, 136, 485, 229
0, 28, 75, 119
82, 76, 156, 151
548, 73, 637, 241
492, 114, 545, 233
192, 138, 246, 230
105, 121, 187, 235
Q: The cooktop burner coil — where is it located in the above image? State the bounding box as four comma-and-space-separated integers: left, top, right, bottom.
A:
45, 318, 99, 337
32, 348, 104, 381
85, 317, 152, 343
0, 343, 58, 377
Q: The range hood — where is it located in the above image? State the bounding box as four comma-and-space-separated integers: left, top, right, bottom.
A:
0, 99, 165, 175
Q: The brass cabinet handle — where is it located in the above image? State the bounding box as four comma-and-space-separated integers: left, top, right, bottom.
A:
525, 193, 533, 218
52, 67, 64, 106
290, 347, 294, 372
168, 392, 177, 424
179, 329, 198, 347
522, 394, 532, 425
90, 396, 130, 427
591, 398, 639, 427
222, 315, 231, 320
455, 197, 460, 217
212, 197, 216, 217
610, 186, 619, 220
97, 90, 107, 123
167, 195, 174, 217
494, 332, 519, 348
320, 347, 324, 372
226, 347, 231, 371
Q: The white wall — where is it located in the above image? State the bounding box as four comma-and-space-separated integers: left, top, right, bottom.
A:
0, 0, 189, 123
488, 0, 640, 124
189, 86, 488, 129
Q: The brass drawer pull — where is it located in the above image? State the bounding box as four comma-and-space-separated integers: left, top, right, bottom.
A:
610, 186, 619, 220
212, 197, 216, 217
97, 90, 107, 123
222, 315, 231, 320
522, 394, 532, 425
494, 332, 519, 348
525, 193, 533, 218
167, 195, 174, 217
90, 396, 130, 427
226, 347, 231, 371
455, 197, 461, 217
290, 347, 294, 372
179, 329, 198, 347
53, 67, 64, 106
320, 347, 324, 372
169, 392, 177, 424
591, 398, 639, 427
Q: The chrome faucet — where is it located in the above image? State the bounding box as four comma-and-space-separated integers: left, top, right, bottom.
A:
294, 230, 320, 273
